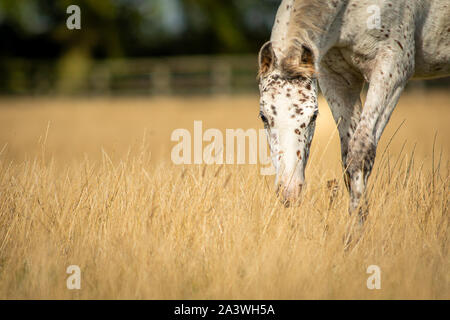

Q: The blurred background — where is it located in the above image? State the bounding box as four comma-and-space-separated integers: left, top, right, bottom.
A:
0, 1, 449, 300
0, 0, 280, 95
1, 0, 448, 96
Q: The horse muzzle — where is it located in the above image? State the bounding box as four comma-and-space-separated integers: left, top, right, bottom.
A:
276, 178, 304, 207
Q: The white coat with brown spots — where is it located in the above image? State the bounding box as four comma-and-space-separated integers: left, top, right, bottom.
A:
258, 0, 450, 219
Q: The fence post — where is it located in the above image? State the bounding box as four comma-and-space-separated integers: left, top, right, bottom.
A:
90, 64, 111, 95
211, 60, 232, 95
152, 64, 171, 95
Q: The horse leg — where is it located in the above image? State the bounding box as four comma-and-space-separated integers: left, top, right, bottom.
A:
346, 52, 413, 222
319, 50, 364, 193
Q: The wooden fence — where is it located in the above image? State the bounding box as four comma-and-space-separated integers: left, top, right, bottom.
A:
0, 55, 448, 96
0, 55, 260, 96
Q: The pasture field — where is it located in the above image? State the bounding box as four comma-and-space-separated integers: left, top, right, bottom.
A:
0, 91, 448, 299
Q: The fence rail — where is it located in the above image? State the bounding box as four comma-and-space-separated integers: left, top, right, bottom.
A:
0, 55, 260, 96
0, 56, 448, 96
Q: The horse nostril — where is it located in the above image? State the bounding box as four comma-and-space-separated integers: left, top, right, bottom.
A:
276, 184, 291, 207
277, 182, 303, 207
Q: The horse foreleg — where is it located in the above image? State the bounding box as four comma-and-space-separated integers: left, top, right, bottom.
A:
347, 53, 412, 222
319, 50, 364, 192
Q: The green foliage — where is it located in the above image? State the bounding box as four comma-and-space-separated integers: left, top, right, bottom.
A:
0, 0, 278, 93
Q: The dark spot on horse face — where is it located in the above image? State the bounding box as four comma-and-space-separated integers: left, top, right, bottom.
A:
306, 83, 311, 90
300, 123, 306, 129
295, 129, 301, 135
297, 151, 302, 159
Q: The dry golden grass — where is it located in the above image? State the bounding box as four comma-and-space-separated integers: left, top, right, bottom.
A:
0, 91, 448, 299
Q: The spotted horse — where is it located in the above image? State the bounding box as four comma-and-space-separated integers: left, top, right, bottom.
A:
258, 0, 450, 222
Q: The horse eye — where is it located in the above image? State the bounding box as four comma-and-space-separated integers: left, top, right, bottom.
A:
259, 111, 268, 123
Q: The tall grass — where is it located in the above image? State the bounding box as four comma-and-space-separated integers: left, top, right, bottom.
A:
0, 94, 448, 299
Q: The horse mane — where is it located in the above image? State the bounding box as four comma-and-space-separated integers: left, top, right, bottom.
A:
281, 0, 337, 78
287, 0, 330, 43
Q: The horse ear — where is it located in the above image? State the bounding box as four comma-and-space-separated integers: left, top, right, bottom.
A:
258, 41, 274, 77
281, 44, 316, 79
300, 45, 314, 66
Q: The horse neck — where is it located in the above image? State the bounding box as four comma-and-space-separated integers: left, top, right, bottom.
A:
272, 0, 347, 63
